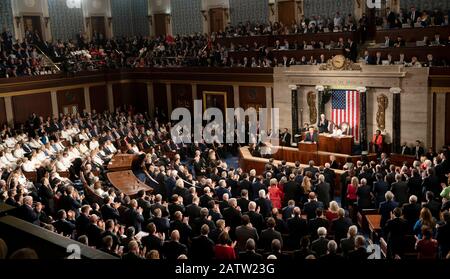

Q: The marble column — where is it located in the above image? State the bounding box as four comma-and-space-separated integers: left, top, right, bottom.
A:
289, 85, 299, 134
4, 96, 14, 125
357, 87, 368, 152
84, 86, 91, 113
51, 90, 59, 118
315, 85, 325, 124
390, 87, 402, 153
107, 82, 114, 112
166, 83, 172, 116
265, 86, 273, 128
146, 82, 155, 118
233, 85, 240, 108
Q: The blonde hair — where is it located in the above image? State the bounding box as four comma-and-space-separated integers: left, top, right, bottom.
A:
329, 201, 339, 213
351, 177, 359, 188
302, 176, 312, 193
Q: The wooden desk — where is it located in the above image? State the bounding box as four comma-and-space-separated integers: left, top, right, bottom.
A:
298, 142, 318, 152
368, 46, 450, 62
366, 214, 382, 241
374, 26, 450, 43
389, 153, 416, 167
107, 171, 153, 198
108, 154, 136, 172
318, 134, 353, 155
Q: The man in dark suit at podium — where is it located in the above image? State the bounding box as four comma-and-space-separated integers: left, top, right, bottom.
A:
318, 114, 329, 134
304, 127, 318, 143
280, 128, 291, 146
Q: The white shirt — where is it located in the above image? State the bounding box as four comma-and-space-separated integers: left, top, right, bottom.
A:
331, 129, 343, 137
5, 152, 17, 162
89, 140, 99, 151
5, 137, 16, 148
79, 144, 89, 155
13, 148, 25, 158
22, 161, 36, 172
56, 160, 68, 172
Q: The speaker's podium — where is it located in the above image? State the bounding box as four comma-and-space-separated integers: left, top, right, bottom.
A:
298, 141, 318, 163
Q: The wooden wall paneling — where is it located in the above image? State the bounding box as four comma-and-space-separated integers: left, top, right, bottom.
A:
0, 97, 6, 125
277, 0, 296, 27
153, 83, 168, 120
171, 84, 193, 112
238, 86, 267, 111
89, 85, 108, 113
113, 83, 148, 113
196, 84, 234, 109
57, 88, 85, 115
12, 92, 52, 124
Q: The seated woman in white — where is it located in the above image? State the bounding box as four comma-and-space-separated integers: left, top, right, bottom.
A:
29, 137, 43, 149
55, 155, 69, 172
78, 141, 90, 156
13, 144, 25, 159
78, 129, 90, 141
4, 136, 16, 149
331, 126, 343, 137
36, 148, 47, 162
89, 138, 99, 151
68, 145, 81, 160
5, 149, 18, 163
93, 181, 105, 197
22, 158, 36, 172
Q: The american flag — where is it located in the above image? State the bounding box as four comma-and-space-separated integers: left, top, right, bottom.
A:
331, 90, 360, 142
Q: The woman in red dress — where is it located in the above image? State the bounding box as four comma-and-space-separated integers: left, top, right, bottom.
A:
268, 178, 284, 210
346, 176, 359, 206
214, 231, 236, 260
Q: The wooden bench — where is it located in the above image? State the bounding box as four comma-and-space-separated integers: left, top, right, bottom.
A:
366, 214, 382, 242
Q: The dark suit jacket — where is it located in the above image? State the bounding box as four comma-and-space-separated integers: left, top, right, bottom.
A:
390, 181, 408, 205
311, 237, 329, 257
128, 208, 144, 232
436, 222, 450, 258
318, 120, 329, 133
246, 211, 265, 233
379, 200, 399, 228
315, 182, 331, 207
402, 203, 421, 233
222, 207, 242, 232
287, 216, 308, 249
101, 204, 121, 221
18, 204, 39, 225
384, 217, 409, 257
283, 180, 302, 205
309, 217, 330, 240
76, 214, 91, 236
372, 180, 389, 206
53, 219, 76, 236
235, 225, 259, 252
255, 198, 272, 218
259, 228, 283, 252
238, 251, 263, 261
303, 200, 324, 220
185, 204, 202, 220
330, 217, 352, 244
340, 236, 356, 258
190, 235, 215, 261
163, 240, 188, 260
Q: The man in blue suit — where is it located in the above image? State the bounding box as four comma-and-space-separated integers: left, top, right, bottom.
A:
379, 191, 399, 229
